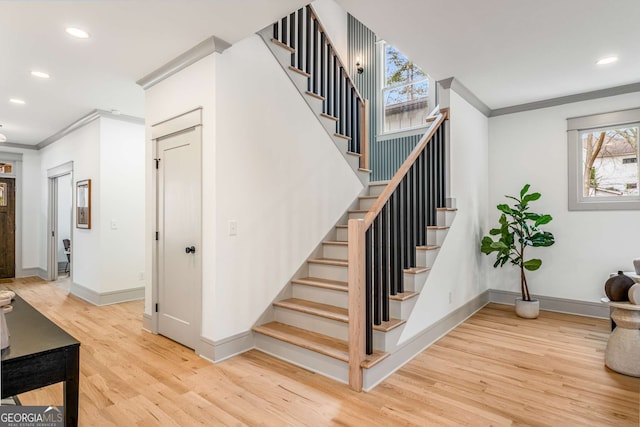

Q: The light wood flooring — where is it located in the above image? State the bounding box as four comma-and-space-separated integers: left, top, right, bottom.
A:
2, 276, 638, 426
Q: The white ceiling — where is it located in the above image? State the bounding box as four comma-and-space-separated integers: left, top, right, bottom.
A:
2, 0, 639, 146
0, 0, 306, 145
337, 0, 640, 110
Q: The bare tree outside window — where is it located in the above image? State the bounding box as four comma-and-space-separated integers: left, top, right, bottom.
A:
582, 126, 639, 197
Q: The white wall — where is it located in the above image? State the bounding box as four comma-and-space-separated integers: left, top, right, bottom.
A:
56, 173, 72, 264
40, 121, 102, 292
214, 34, 363, 340
100, 117, 146, 292
144, 54, 217, 316
312, 0, 349, 62
488, 92, 640, 302
402, 89, 490, 339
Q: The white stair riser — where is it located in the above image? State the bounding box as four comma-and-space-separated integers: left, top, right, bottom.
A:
292, 285, 347, 308
348, 211, 366, 220
304, 93, 325, 117
373, 324, 405, 353
403, 270, 430, 293
309, 263, 348, 282
319, 116, 340, 139
437, 210, 457, 227
416, 248, 439, 268
336, 227, 348, 242
390, 297, 418, 320
359, 197, 376, 210
345, 153, 360, 170
286, 69, 312, 94
427, 228, 448, 246
368, 185, 387, 197
254, 334, 348, 384
323, 243, 348, 260
274, 307, 399, 353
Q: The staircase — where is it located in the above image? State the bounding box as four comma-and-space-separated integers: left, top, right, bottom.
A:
257, 5, 371, 184
253, 180, 457, 385
251, 4, 453, 391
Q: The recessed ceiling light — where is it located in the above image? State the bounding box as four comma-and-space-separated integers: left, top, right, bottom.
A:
66, 27, 90, 39
9, 98, 25, 105
597, 56, 618, 65
31, 70, 50, 79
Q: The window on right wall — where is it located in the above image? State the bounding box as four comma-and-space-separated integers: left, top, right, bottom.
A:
568, 107, 640, 210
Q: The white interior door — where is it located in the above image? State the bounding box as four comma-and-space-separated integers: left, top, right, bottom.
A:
157, 126, 202, 349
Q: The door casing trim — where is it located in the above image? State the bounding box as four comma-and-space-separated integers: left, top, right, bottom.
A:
151, 108, 203, 354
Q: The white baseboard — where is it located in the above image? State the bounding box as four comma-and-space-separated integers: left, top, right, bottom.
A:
70, 282, 144, 306
17, 267, 47, 279
142, 313, 153, 332
363, 290, 490, 391
489, 289, 609, 319
197, 331, 254, 363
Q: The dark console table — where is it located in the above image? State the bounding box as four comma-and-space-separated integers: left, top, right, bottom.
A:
1, 294, 80, 426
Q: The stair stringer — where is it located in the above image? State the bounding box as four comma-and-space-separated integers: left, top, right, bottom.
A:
257, 25, 370, 186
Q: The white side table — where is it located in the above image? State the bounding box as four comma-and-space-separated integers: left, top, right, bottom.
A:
605, 302, 640, 377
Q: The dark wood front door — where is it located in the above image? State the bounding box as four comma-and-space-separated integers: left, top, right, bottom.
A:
0, 177, 15, 278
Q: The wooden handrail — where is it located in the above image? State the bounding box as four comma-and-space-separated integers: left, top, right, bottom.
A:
308, 4, 365, 103
363, 108, 449, 229
347, 107, 449, 391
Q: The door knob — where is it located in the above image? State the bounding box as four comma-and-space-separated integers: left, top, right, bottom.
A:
185, 246, 196, 254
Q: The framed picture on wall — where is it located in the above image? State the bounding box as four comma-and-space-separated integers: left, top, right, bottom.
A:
76, 179, 91, 229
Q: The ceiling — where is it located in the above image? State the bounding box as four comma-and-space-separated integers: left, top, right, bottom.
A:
338, 0, 640, 110
2, 0, 639, 146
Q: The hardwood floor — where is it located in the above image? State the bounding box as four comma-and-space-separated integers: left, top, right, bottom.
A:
3, 276, 638, 426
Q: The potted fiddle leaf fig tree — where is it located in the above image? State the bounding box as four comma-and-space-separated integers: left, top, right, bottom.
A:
481, 184, 555, 318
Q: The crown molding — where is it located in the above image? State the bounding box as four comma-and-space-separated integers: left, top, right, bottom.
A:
36, 109, 144, 150
136, 35, 231, 90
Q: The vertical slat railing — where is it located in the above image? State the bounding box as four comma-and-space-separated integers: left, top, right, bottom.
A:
272, 5, 369, 170
347, 109, 449, 391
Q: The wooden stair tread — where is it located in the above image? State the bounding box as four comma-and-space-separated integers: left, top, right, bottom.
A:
358, 168, 372, 173
253, 322, 389, 368
308, 257, 348, 267
271, 38, 295, 53
320, 113, 339, 121
436, 207, 458, 211
335, 133, 352, 141
274, 298, 347, 322
405, 266, 430, 274
389, 291, 419, 301
288, 65, 310, 78
274, 298, 405, 332
417, 245, 441, 251
348, 209, 368, 214
359, 195, 378, 200
368, 181, 390, 187
253, 321, 349, 362
374, 318, 406, 332
323, 240, 347, 246
305, 90, 325, 101
345, 151, 360, 157
335, 225, 348, 229
291, 277, 348, 292
427, 225, 450, 230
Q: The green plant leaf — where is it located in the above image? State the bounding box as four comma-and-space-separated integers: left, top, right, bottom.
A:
534, 214, 552, 226
489, 228, 501, 235
497, 204, 513, 215
519, 184, 530, 199
523, 259, 542, 271
522, 192, 541, 204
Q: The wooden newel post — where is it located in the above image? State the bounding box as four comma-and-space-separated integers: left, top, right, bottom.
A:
348, 218, 366, 391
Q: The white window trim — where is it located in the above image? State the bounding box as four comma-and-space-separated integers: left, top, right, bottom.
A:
567, 107, 640, 211
378, 41, 431, 137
